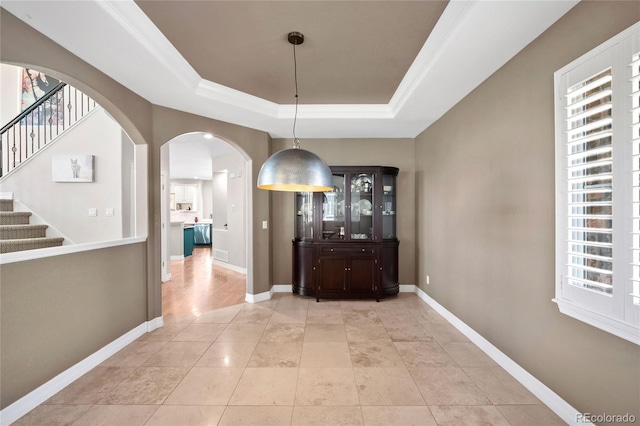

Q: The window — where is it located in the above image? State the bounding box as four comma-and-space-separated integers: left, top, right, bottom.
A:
555, 22, 640, 345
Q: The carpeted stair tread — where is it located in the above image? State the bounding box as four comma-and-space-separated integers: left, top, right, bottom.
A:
0, 224, 49, 239
0, 200, 66, 252
0, 199, 13, 212
0, 237, 64, 253
0, 211, 32, 225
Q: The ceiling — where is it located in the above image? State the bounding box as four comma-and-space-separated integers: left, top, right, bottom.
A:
1, 1, 578, 179
168, 134, 237, 180
135, 0, 447, 105
1, 0, 579, 139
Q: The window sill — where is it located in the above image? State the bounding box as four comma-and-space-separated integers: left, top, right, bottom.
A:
553, 298, 640, 345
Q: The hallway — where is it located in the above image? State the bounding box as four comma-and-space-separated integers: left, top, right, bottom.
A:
162, 247, 246, 323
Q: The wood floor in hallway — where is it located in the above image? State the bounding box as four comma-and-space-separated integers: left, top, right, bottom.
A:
162, 246, 246, 322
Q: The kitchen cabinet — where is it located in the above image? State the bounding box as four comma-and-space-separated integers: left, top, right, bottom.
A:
293, 166, 399, 301
174, 185, 195, 203
183, 226, 194, 257
173, 185, 197, 211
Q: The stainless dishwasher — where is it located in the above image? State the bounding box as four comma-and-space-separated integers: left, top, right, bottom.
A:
193, 223, 211, 245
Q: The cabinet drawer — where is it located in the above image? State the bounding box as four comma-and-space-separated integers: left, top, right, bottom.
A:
318, 246, 376, 255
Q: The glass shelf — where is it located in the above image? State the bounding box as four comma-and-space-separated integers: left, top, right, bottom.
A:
294, 167, 397, 241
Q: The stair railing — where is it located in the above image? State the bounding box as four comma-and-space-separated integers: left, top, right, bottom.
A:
0, 82, 98, 177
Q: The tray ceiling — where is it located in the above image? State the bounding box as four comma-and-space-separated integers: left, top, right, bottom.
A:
135, 1, 447, 105
1, 0, 579, 138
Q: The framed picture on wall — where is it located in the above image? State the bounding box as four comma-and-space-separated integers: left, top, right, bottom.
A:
21, 68, 64, 125
52, 154, 94, 182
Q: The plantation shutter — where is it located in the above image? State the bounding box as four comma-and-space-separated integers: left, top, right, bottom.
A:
555, 22, 640, 344
564, 67, 614, 298
631, 51, 640, 307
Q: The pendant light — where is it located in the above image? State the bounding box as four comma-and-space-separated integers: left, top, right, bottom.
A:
257, 32, 333, 192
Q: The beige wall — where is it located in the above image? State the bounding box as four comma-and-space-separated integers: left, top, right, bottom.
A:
415, 1, 640, 421
271, 138, 416, 286
0, 243, 147, 408
0, 8, 274, 408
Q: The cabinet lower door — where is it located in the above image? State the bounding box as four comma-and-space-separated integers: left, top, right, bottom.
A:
293, 243, 315, 296
380, 243, 399, 295
349, 257, 377, 294
317, 258, 348, 293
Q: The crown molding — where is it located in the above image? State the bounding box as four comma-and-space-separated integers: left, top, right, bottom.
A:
97, 0, 201, 93
2, 0, 579, 139
196, 79, 279, 118
389, 0, 475, 116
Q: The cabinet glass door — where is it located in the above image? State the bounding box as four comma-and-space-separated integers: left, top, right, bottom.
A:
382, 173, 396, 239
350, 173, 374, 240
322, 174, 346, 240
295, 192, 314, 240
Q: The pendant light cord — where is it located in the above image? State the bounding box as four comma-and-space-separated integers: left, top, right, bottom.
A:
292, 41, 300, 149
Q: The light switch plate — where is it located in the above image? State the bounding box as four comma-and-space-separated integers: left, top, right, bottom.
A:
88, 208, 97, 217
262, 220, 268, 229
105, 208, 114, 217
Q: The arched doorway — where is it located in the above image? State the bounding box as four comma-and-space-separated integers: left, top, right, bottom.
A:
0, 63, 148, 243
160, 132, 252, 319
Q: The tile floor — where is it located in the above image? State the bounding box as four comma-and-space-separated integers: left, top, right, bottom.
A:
14, 293, 566, 425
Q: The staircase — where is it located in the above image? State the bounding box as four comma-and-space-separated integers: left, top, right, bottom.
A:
0, 199, 64, 253
1, 78, 97, 178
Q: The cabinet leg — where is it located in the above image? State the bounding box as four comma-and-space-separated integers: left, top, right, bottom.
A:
316, 296, 320, 303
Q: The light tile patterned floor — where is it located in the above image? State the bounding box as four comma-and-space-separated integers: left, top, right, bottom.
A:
15, 293, 566, 425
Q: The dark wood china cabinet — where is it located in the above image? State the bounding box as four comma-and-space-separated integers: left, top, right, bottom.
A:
293, 166, 399, 301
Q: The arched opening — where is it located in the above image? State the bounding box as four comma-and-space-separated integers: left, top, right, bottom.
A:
160, 132, 253, 318
0, 63, 148, 246
0, 60, 155, 422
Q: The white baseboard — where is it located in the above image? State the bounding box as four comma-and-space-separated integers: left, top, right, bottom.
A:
146, 316, 164, 332
170, 255, 184, 261
213, 260, 247, 274
244, 283, 291, 304
272, 284, 292, 293
161, 273, 172, 283
0, 316, 164, 426
408, 285, 591, 426
399, 284, 416, 292
245, 290, 272, 303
